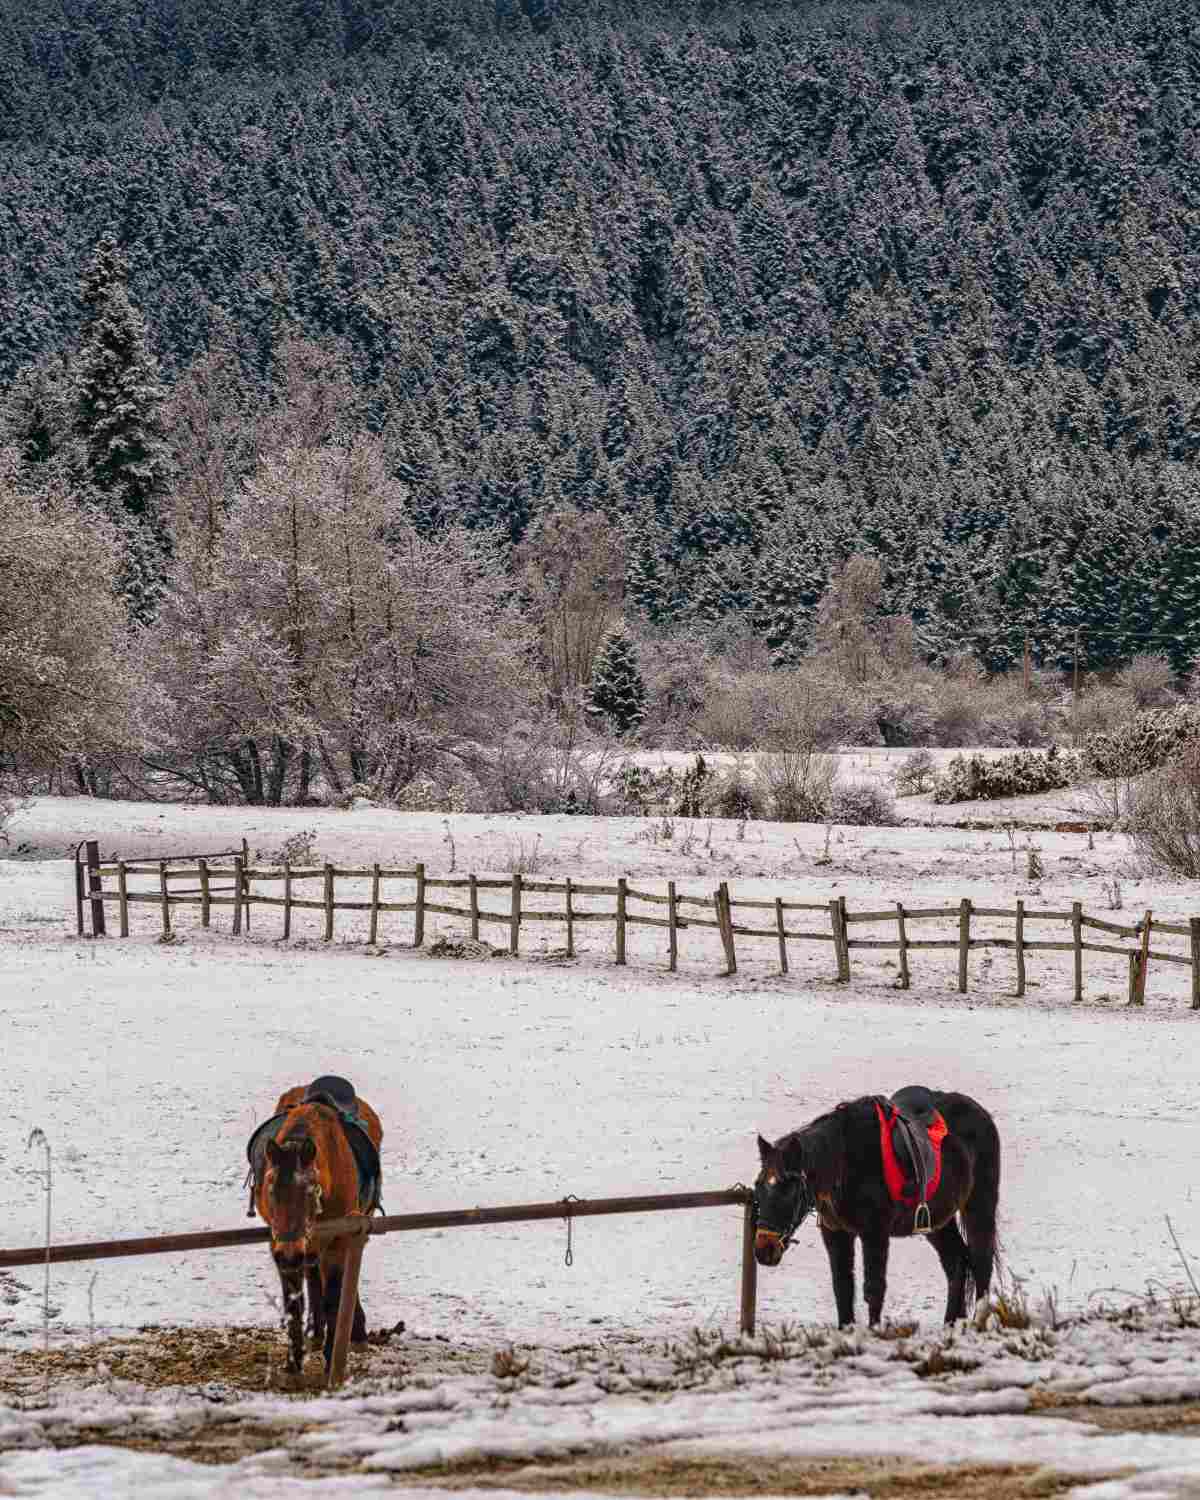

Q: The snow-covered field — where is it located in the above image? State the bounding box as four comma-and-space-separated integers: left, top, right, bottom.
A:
4, 791, 1200, 1498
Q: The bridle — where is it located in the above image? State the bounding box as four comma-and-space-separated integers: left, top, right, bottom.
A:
266, 1163, 324, 1253
754, 1168, 817, 1254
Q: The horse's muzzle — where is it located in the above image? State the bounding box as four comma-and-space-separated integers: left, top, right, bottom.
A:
754, 1230, 785, 1267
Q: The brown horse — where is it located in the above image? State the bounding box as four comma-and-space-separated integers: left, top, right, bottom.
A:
754, 1086, 1000, 1327
250, 1076, 383, 1376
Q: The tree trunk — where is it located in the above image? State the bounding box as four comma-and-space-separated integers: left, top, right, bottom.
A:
267, 736, 293, 806
297, 745, 313, 804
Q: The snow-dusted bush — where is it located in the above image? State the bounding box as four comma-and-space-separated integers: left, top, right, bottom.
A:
753, 750, 836, 822
1085, 703, 1200, 778
1126, 742, 1200, 877
394, 774, 473, 814
1114, 652, 1177, 709
932, 746, 1082, 803
829, 780, 898, 825
707, 762, 767, 820
893, 748, 936, 796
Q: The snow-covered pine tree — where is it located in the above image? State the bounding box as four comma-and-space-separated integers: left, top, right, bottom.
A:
73, 235, 174, 622
586, 628, 646, 736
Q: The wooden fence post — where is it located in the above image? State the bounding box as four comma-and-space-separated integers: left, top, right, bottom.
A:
667, 880, 678, 972
616, 876, 628, 965
282, 860, 292, 940
1135, 909, 1152, 1005
958, 898, 971, 993
1191, 918, 1200, 1010
740, 1195, 758, 1337
1015, 899, 1026, 997
564, 876, 574, 959
414, 863, 426, 948
1128, 950, 1141, 1006
158, 859, 171, 938
85, 839, 106, 938
775, 897, 788, 975
896, 901, 909, 990
323, 863, 334, 942
241, 853, 251, 932
198, 858, 211, 930
509, 871, 522, 956
719, 882, 737, 975
232, 855, 244, 936
469, 873, 480, 943
117, 860, 130, 939
368, 863, 381, 946
829, 897, 848, 982
73, 852, 84, 937
327, 1223, 368, 1388
1071, 900, 1083, 1003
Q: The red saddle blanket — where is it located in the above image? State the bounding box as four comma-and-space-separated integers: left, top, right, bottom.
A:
875, 1101, 948, 1205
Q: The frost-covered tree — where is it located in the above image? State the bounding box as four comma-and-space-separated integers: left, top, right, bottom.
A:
72, 236, 174, 622
586, 627, 646, 735
0, 452, 149, 785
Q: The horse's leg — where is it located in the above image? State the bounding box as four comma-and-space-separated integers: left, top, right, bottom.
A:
277, 1262, 306, 1375
860, 1233, 890, 1327
306, 1263, 326, 1346
351, 1293, 367, 1344
928, 1220, 971, 1322
820, 1226, 856, 1327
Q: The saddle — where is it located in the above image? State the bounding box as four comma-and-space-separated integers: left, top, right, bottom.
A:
874, 1085, 948, 1235
245, 1075, 382, 1219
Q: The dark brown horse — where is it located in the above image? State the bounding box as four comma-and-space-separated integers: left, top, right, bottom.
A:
754, 1086, 1000, 1327
249, 1076, 383, 1376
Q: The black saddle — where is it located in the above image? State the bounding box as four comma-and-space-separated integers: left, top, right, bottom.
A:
304, 1074, 357, 1110
884, 1085, 943, 1232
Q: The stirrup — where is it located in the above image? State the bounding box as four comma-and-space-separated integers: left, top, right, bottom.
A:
913, 1202, 932, 1235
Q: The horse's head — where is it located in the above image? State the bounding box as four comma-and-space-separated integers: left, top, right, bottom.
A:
262, 1135, 324, 1271
753, 1133, 815, 1267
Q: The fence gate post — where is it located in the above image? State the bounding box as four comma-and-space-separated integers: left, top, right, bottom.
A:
740, 1195, 758, 1337
85, 839, 106, 938
1071, 901, 1083, 1003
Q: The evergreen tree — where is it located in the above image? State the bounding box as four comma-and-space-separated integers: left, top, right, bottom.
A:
586, 628, 646, 736
72, 235, 174, 622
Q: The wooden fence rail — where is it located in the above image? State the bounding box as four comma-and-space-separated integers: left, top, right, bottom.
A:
0, 1187, 757, 1386
73, 846, 1200, 1008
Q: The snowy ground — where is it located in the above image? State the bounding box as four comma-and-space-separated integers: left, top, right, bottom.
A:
4, 789, 1200, 1497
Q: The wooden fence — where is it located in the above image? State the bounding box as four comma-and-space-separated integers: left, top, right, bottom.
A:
73, 846, 1200, 1008
0, 1187, 757, 1386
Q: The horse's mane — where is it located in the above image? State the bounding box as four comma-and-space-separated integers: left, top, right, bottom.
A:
777, 1102, 853, 1195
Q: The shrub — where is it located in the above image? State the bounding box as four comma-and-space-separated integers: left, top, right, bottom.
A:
829, 780, 898, 826
1085, 704, 1200, 778
394, 774, 472, 814
1126, 743, 1200, 877
1114, 652, 1177, 709
753, 749, 836, 821
893, 748, 936, 796
931, 746, 1082, 803
707, 762, 767, 820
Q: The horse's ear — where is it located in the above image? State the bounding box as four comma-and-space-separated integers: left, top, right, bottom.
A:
298, 1136, 317, 1165
757, 1134, 775, 1163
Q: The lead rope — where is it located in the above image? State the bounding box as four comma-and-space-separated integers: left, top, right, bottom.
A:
561, 1193, 580, 1267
